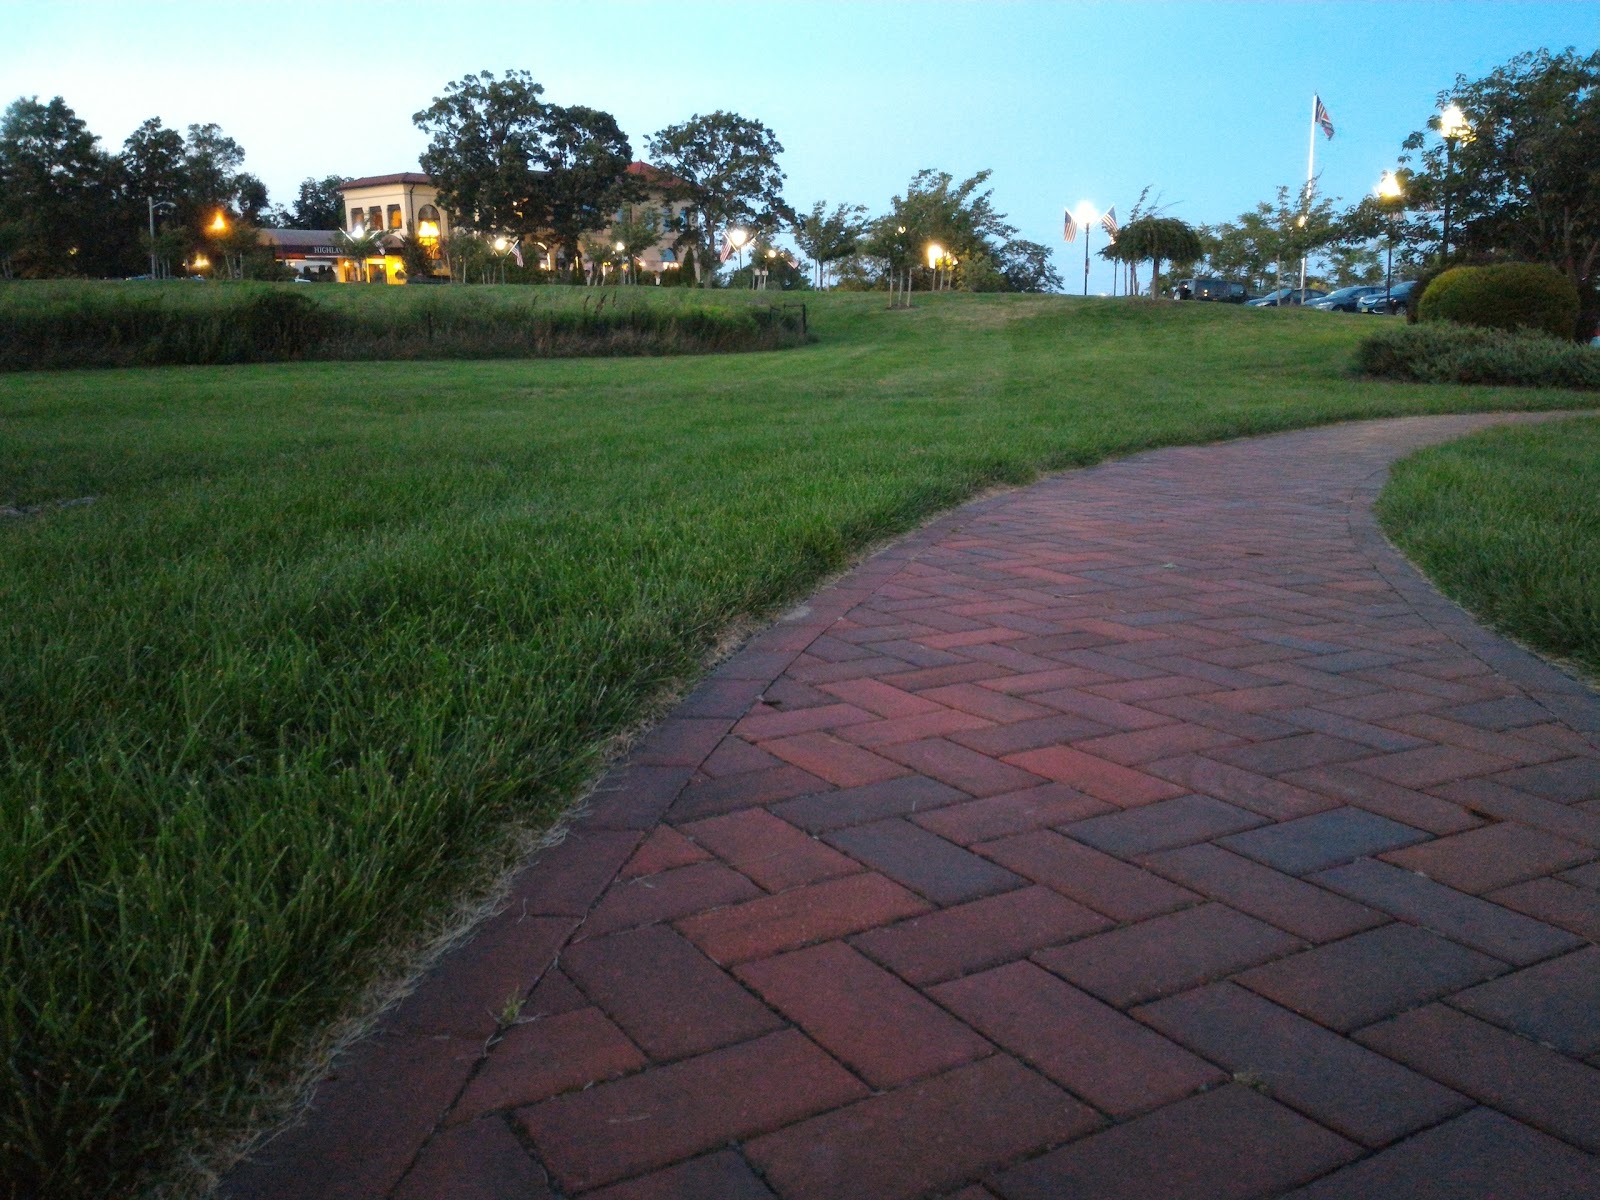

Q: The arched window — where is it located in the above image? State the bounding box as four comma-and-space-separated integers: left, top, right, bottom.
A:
416, 205, 442, 239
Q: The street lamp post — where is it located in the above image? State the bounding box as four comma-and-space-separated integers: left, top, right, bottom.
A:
727, 227, 749, 274
1438, 103, 1471, 262
1074, 202, 1097, 297
1375, 170, 1405, 310
146, 197, 175, 278
206, 210, 230, 278
926, 242, 943, 292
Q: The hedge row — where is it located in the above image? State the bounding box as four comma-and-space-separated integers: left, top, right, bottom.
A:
1357, 321, 1600, 390
0, 284, 811, 370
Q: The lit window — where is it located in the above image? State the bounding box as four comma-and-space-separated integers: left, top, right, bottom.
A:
388, 205, 403, 229
349, 210, 364, 232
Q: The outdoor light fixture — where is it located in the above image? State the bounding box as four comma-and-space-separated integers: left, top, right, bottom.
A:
493, 237, 509, 252
926, 242, 943, 269
208, 211, 228, 234
1374, 171, 1404, 306
727, 228, 749, 249
1074, 201, 1097, 297
1438, 103, 1471, 260
1439, 103, 1471, 142
417, 219, 440, 238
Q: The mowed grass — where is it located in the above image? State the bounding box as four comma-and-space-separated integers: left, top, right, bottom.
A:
1378, 415, 1600, 681
2, 289, 1595, 1197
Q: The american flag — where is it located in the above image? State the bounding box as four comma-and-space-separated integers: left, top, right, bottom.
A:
1099, 206, 1119, 237
1314, 95, 1335, 140
1062, 210, 1078, 243
719, 235, 736, 263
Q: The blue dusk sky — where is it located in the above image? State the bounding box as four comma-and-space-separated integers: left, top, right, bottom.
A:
4, 0, 1596, 290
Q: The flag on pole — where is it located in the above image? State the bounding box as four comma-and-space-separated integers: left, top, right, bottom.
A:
718, 235, 735, 263
1062, 210, 1078, 243
1099, 206, 1119, 237
510, 241, 524, 268
1314, 95, 1335, 140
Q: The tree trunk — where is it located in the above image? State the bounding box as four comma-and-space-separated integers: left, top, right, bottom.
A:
1151, 256, 1161, 298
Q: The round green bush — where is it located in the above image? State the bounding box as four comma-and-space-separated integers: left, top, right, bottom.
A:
1418, 263, 1580, 340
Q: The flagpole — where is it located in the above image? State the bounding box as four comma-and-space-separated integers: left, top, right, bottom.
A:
1300, 94, 1317, 293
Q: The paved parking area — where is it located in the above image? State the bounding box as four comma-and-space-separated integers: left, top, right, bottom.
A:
226, 413, 1600, 1200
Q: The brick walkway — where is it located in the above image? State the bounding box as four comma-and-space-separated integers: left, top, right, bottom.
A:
224, 414, 1600, 1200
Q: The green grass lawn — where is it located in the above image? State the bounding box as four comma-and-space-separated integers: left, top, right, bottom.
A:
1378, 414, 1600, 682
2, 288, 1595, 1198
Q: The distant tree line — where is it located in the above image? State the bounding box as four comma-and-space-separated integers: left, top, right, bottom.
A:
0, 95, 354, 279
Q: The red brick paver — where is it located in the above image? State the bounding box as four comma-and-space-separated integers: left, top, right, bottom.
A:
224, 414, 1600, 1200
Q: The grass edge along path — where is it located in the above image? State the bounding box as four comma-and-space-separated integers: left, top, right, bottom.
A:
1377, 413, 1600, 685
3, 291, 1598, 1199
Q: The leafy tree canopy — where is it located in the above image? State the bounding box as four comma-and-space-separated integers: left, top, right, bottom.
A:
1400, 47, 1600, 293
415, 70, 550, 234
284, 175, 350, 230
0, 95, 117, 275
535, 104, 635, 276
1101, 215, 1203, 296
793, 200, 867, 288
647, 111, 794, 286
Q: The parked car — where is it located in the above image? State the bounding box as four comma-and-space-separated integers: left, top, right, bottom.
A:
1307, 285, 1385, 312
1248, 287, 1328, 307
1173, 277, 1249, 303
1357, 280, 1420, 315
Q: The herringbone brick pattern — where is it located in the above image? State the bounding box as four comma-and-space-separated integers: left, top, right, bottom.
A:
225, 415, 1600, 1200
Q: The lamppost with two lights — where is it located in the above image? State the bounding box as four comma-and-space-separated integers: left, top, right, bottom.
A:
1074, 201, 1097, 297
1438, 103, 1471, 262
1374, 170, 1405, 310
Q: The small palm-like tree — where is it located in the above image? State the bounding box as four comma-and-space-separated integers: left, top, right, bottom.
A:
337, 227, 385, 282
1103, 216, 1203, 298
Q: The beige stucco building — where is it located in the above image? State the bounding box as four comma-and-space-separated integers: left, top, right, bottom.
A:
324, 164, 689, 283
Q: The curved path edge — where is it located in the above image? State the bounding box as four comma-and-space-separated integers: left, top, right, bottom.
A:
224, 412, 1600, 1200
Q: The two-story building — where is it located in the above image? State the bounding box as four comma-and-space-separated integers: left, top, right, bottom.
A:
331, 172, 452, 283
311, 164, 690, 284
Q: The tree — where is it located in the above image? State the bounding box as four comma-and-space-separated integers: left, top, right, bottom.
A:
536, 104, 634, 282
1196, 185, 1342, 292
1400, 47, 1599, 326
182, 123, 245, 215
0, 95, 116, 276
609, 205, 661, 283
793, 200, 867, 288
121, 117, 187, 207
647, 111, 795, 288
1103, 216, 1202, 297
282, 175, 349, 230
336, 227, 385, 282
414, 70, 550, 236
996, 239, 1064, 293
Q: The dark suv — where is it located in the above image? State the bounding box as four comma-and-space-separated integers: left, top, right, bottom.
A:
1357, 280, 1420, 315
1174, 277, 1249, 303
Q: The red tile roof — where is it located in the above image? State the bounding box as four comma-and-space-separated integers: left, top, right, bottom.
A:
339, 172, 434, 191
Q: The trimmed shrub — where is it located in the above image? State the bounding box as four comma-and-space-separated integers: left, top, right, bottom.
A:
1417, 262, 1580, 341
1356, 321, 1600, 390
